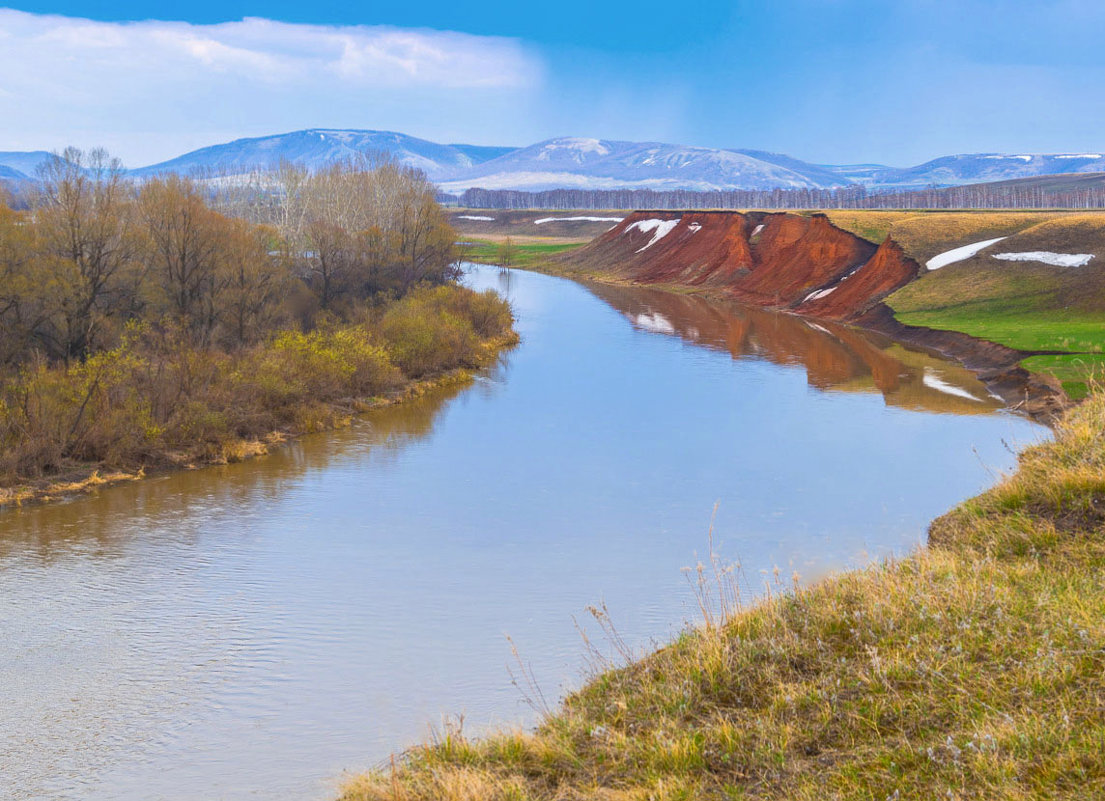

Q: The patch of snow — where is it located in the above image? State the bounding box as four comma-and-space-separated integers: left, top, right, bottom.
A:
800, 263, 866, 303
926, 237, 1007, 270
633, 311, 675, 334
457, 215, 495, 221
536, 138, 611, 161
533, 216, 624, 225
1055, 154, 1102, 159
923, 368, 982, 402
993, 251, 1095, 267
624, 218, 680, 252
982, 155, 1032, 161
687, 222, 702, 233
803, 287, 837, 302
751, 224, 765, 236
806, 322, 831, 335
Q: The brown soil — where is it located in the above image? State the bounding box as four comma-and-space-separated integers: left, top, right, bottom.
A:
796, 238, 920, 321
568, 211, 885, 309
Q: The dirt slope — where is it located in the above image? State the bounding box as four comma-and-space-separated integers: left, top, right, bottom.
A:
565, 210, 910, 322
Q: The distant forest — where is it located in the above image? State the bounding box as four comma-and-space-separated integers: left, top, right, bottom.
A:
455, 180, 1105, 210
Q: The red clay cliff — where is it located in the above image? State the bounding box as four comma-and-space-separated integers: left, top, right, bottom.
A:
566, 210, 913, 322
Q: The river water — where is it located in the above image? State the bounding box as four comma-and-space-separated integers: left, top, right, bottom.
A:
0, 265, 1044, 800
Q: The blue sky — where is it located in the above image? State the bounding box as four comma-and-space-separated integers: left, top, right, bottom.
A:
3, 0, 1104, 167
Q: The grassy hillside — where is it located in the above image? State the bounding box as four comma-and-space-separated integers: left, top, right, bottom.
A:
340, 389, 1105, 801
886, 213, 1105, 397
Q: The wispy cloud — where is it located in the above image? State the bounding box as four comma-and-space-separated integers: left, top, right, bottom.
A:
0, 9, 544, 164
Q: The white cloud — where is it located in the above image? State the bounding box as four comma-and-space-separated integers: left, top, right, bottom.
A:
0, 9, 543, 164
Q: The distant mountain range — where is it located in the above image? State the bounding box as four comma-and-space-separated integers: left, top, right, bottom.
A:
4, 130, 1105, 194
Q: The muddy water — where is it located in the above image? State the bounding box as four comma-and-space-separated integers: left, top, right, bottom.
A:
0, 265, 1044, 801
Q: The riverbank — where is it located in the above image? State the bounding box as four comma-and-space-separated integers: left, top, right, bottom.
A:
0, 285, 518, 510
340, 385, 1105, 800
0, 364, 499, 510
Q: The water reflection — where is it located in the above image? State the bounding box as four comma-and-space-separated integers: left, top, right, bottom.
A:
0, 380, 480, 561
585, 282, 1002, 415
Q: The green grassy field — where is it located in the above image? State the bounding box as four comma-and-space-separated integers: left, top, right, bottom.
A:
341, 389, 1105, 801
882, 213, 1105, 397
460, 238, 585, 270
891, 305, 1105, 399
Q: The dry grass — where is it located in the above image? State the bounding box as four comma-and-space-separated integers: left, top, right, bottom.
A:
886, 212, 1059, 265
822, 210, 1070, 264
340, 390, 1105, 801
819, 210, 922, 245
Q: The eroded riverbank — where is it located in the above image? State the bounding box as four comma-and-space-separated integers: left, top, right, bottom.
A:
549, 210, 1069, 420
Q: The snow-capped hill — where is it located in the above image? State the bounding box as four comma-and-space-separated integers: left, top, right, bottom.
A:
130, 129, 517, 180
816, 163, 894, 184
733, 149, 852, 188
533, 137, 612, 164
439, 138, 845, 193
867, 153, 1105, 189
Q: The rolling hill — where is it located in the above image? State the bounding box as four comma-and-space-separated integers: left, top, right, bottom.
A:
852, 153, 1105, 190
130, 129, 516, 180
436, 137, 843, 192
0, 151, 54, 179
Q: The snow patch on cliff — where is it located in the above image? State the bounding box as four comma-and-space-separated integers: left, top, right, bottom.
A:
803, 287, 837, 302
624, 219, 680, 252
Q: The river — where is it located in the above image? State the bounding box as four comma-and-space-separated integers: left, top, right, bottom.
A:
0, 264, 1045, 800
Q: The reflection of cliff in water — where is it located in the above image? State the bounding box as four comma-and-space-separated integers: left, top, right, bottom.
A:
586, 282, 1005, 416
0, 378, 480, 557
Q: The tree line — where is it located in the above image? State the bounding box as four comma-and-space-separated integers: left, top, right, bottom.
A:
0, 149, 459, 367
456, 181, 1105, 211
0, 149, 513, 490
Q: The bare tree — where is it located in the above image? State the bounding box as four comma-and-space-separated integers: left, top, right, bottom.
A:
33, 147, 140, 362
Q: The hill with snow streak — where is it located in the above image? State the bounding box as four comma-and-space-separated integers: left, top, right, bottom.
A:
828, 153, 1105, 189
437, 138, 845, 193
130, 129, 515, 180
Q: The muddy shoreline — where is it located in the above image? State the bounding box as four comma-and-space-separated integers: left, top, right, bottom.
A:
855, 304, 1067, 421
